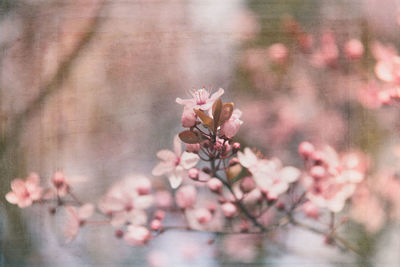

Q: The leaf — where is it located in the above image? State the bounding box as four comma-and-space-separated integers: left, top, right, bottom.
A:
212, 98, 222, 130
219, 103, 234, 125
194, 109, 214, 129
178, 130, 201, 144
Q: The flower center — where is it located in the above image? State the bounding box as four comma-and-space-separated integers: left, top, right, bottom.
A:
193, 89, 210, 105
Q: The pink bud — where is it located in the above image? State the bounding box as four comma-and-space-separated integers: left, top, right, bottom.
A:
239, 220, 249, 232
188, 168, 199, 180
115, 229, 124, 239
154, 210, 165, 220
181, 107, 197, 128
298, 142, 314, 159
186, 143, 201, 153
155, 191, 173, 209
344, 39, 364, 60
309, 166, 326, 180
303, 201, 319, 219
240, 176, 255, 193
207, 178, 223, 193
220, 109, 242, 138
150, 219, 162, 231
136, 177, 152, 195
194, 208, 213, 224
232, 142, 241, 152
222, 202, 237, 218
175, 185, 197, 209
52, 171, 66, 188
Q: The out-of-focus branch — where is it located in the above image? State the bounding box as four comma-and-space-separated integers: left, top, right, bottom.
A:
4, 0, 106, 149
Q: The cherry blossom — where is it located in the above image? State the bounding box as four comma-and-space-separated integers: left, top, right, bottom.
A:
124, 225, 151, 245
175, 185, 197, 209
152, 135, 199, 188
5, 173, 42, 208
98, 175, 153, 227
176, 88, 224, 110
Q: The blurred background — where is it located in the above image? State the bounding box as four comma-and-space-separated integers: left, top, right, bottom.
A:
1, 0, 400, 266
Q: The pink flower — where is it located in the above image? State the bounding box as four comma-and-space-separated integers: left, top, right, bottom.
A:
175, 185, 197, 209
264, 162, 300, 199
52, 171, 69, 196
152, 135, 199, 188
98, 175, 153, 227
221, 202, 237, 218
372, 42, 400, 85
181, 106, 197, 127
268, 43, 289, 64
344, 39, 364, 60
311, 31, 338, 68
176, 88, 224, 110
238, 148, 299, 196
303, 146, 365, 212
124, 225, 150, 245
5, 173, 42, 208
64, 203, 94, 243
220, 109, 243, 138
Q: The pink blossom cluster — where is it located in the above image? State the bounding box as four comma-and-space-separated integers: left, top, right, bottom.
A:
4, 87, 389, 254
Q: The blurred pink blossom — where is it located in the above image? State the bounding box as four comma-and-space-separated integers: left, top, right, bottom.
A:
64, 203, 94, 243
175, 185, 197, 209
124, 225, 150, 245
5, 173, 42, 208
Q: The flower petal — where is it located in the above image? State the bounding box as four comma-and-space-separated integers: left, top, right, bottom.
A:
5, 192, 19, 204
173, 135, 182, 156
152, 162, 175, 176
78, 203, 94, 219
156, 150, 176, 161
180, 152, 199, 169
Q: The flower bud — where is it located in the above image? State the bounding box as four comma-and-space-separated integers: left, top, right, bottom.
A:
154, 210, 165, 220
115, 229, 124, 239
136, 177, 152, 195
195, 208, 213, 224
303, 201, 319, 219
186, 143, 201, 153
188, 168, 199, 180
208, 203, 217, 213
150, 219, 162, 231
207, 178, 223, 193
344, 39, 364, 60
232, 142, 241, 153
298, 142, 314, 159
240, 176, 256, 193
181, 107, 197, 128
52, 171, 66, 188
220, 109, 243, 138
175, 185, 197, 209
221, 202, 237, 218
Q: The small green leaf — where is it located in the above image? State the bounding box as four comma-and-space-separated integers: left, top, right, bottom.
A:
194, 109, 214, 129
219, 102, 234, 125
178, 130, 201, 144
